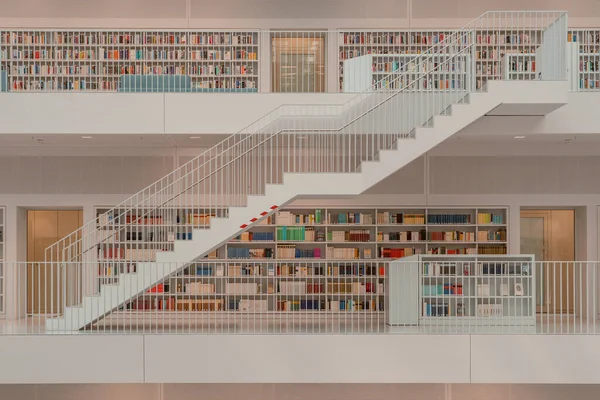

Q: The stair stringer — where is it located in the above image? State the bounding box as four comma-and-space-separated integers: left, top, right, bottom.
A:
45, 81, 567, 332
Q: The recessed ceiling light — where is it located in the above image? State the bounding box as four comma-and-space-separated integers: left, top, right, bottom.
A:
514, 136, 526, 139
190, 136, 202, 139
297, 136, 307, 140
81, 136, 92, 139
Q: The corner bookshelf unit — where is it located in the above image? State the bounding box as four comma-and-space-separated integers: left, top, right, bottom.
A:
125, 260, 387, 315
388, 254, 535, 327
342, 53, 471, 92
568, 29, 600, 91
0, 30, 260, 92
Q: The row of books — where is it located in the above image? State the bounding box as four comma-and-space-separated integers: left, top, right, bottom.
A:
477, 230, 507, 242
276, 210, 325, 225
477, 213, 504, 224
277, 245, 322, 259
276, 226, 315, 241
422, 283, 463, 296
580, 79, 600, 89
428, 231, 475, 242
10, 79, 101, 91
428, 214, 471, 225
379, 247, 421, 259
476, 33, 533, 45
233, 231, 274, 242
581, 60, 600, 72
328, 229, 371, 242
477, 246, 508, 255
227, 248, 274, 259
10, 49, 97, 60
11, 65, 97, 76
339, 46, 462, 60
192, 78, 256, 89
326, 247, 366, 260
428, 247, 478, 255
476, 63, 499, 75
377, 231, 425, 242
0, 32, 257, 46
568, 32, 599, 43
422, 301, 468, 317
329, 212, 374, 225
278, 299, 383, 311
339, 32, 456, 46
507, 59, 536, 72
377, 212, 425, 225
190, 64, 254, 76
190, 50, 258, 61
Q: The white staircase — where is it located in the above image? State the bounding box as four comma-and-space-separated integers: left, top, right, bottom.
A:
43, 11, 569, 332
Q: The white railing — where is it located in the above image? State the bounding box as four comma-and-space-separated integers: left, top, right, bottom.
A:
37, 11, 567, 323
0, 17, 574, 93
3, 260, 600, 334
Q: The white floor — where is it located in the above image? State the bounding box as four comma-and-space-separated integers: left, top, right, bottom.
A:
0, 315, 599, 334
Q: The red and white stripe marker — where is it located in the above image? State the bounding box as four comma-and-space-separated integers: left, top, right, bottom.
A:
239, 205, 278, 229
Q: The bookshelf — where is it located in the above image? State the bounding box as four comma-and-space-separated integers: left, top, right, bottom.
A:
342, 53, 471, 92
0, 30, 260, 91
127, 260, 386, 314
568, 29, 600, 91
194, 206, 508, 262
95, 205, 506, 317
388, 254, 535, 326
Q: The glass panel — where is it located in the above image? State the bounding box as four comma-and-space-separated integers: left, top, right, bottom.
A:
271, 33, 326, 92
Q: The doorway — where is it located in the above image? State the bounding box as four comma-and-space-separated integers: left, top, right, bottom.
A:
27, 210, 83, 315
271, 32, 326, 92
520, 209, 575, 314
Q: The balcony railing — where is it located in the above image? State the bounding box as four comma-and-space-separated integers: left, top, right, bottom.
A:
2, 260, 599, 334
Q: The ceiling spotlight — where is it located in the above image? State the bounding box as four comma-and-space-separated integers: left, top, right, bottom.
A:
81, 136, 92, 139
514, 136, 525, 139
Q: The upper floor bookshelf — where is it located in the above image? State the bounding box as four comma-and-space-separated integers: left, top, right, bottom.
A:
0, 30, 260, 92
568, 29, 600, 90
337, 29, 543, 92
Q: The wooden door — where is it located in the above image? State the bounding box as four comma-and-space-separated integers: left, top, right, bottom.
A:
27, 210, 83, 314
520, 209, 575, 313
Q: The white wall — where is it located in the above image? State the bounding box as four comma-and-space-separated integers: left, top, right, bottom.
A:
0, 92, 597, 136
2, 335, 600, 384
0, 0, 597, 28
0, 93, 354, 135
